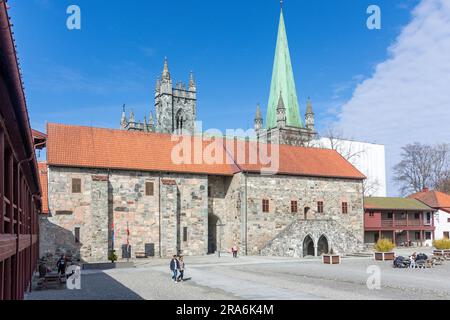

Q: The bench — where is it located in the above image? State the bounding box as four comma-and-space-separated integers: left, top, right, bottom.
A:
135, 252, 147, 259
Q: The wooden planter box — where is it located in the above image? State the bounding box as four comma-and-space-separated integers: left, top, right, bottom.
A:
323, 254, 341, 265
433, 249, 450, 257
374, 252, 395, 261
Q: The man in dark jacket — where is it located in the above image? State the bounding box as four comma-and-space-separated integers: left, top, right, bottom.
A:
56, 255, 67, 275
170, 255, 180, 283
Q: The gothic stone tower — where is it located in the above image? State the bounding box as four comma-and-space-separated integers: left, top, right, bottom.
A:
255, 6, 317, 146
155, 58, 197, 135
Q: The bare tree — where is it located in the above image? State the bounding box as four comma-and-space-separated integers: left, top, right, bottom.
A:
363, 178, 382, 197
393, 143, 450, 196
321, 126, 366, 163
320, 126, 382, 196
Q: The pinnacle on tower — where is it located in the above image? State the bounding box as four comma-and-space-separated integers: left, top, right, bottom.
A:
189, 71, 196, 91
120, 104, 127, 129
306, 97, 314, 115
305, 97, 315, 132
149, 111, 154, 126
254, 103, 263, 132
162, 57, 170, 81
276, 93, 287, 128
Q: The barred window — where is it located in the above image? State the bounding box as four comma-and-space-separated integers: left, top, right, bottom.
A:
72, 178, 81, 193
262, 199, 270, 213
342, 202, 348, 214
291, 201, 298, 213
145, 182, 154, 196
317, 201, 324, 214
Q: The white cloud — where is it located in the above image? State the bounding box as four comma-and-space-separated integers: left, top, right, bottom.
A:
336, 0, 450, 195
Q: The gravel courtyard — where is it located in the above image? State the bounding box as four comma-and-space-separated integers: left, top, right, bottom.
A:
26, 251, 450, 300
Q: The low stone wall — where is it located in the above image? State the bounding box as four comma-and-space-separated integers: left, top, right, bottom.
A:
260, 219, 364, 257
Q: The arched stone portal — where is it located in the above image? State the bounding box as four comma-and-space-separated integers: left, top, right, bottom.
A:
317, 235, 329, 256
303, 235, 315, 257
208, 214, 220, 254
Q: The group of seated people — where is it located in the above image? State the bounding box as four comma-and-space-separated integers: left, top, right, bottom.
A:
394, 252, 442, 269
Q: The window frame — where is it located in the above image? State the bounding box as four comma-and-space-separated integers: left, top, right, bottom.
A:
145, 181, 154, 196
262, 199, 270, 213
291, 201, 298, 214
72, 178, 82, 194
342, 202, 348, 214
317, 201, 324, 214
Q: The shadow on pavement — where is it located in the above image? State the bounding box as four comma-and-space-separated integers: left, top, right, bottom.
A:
27, 271, 143, 300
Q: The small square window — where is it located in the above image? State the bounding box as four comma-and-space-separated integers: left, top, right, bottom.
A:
291, 201, 298, 213
145, 182, 154, 196
72, 178, 81, 193
262, 199, 270, 213
387, 213, 393, 219
317, 201, 324, 214
425, 232, 431, 240
342, 202, 348, 214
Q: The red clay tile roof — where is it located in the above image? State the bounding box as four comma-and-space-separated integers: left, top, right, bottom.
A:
409, 190, 450, 213
38, 162, 49, 214
46, 123, 366, 180
47, 124, 239, 176
225, 139, 366, 179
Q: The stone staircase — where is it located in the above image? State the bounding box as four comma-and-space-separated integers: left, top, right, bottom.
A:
260, 219, 365, 258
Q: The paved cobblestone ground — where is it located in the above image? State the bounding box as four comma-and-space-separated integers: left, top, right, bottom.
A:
26, 250, 450, 300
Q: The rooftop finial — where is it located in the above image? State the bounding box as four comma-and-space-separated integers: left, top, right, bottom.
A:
280, 0, 283, 10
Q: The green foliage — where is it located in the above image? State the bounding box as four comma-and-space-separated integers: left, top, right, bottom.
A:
433, 239, 450, 250
375, 238, 395, 252
108, 250, 118, 263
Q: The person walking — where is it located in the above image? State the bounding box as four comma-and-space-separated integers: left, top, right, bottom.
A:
170, 255, 179, 283
232, 244, 239, 258
177, 256, 185, 282
56, 254, 67, 275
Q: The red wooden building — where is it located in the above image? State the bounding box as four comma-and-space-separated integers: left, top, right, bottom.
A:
0, 2, 43, 300
364, 197, 435, 247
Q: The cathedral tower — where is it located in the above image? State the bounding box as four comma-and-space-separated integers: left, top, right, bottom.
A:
154, 58, 197, 135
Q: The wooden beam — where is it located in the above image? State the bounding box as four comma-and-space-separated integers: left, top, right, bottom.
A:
0, 126, 4, 235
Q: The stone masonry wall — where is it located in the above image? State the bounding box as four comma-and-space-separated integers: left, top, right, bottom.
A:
43, 166, 208, 262
245, 173, 364, 255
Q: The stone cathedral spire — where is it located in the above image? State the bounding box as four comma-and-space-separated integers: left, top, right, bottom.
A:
266, 5, 303, 130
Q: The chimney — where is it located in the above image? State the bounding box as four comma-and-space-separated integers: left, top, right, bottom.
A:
423, 187, 430, 193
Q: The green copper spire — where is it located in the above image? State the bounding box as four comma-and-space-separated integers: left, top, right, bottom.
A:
266, 8, 303, 129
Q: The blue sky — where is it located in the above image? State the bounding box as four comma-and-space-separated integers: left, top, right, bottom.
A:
10, 0, 418, 134
12, 0, 450, 196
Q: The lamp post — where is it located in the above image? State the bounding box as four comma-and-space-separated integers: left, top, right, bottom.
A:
217, 223, 225, 258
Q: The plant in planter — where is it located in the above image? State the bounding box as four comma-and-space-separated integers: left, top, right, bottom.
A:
108, 250, 118, 264
322, 248, 341, 265
374, 239, 395, 261
433, 239, 450, 257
